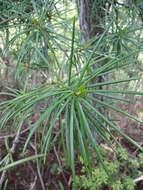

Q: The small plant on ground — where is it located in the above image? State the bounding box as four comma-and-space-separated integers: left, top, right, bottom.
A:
74, 147, 143, 190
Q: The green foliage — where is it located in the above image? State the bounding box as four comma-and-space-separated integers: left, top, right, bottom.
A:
0, 0, 143, 188
1, 25, 143, 180
123, 177, 135, 190
74, 148, 142, 190
111, 181, 123, 190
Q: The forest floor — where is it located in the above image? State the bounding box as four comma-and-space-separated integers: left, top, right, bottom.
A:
0, 95, 143, 190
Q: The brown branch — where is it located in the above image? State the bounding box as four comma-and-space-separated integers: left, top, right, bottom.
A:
0, 122, 23, 188
0, 126, 31, 139
53, 145, 68, 187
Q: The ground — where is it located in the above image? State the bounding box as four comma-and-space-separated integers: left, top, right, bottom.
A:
0, 95, 143, 190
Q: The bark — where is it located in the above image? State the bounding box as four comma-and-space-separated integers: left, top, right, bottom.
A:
76, 0, 108, 95
76, 0, 106, 43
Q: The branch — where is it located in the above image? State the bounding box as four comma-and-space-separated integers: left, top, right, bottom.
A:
53, 145, 68, 186
134, 176, 143, 183
35, 132, 45, 190
0, 122, 23, 188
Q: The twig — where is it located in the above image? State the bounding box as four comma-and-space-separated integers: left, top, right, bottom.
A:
0, 126, 31, 139
0, 155, 9, 166
134, 176, 143, 183
0, 121, 23, 188
34, 132, 45, 190
0, 126, 32, 166
30, 176, 37, 190
68, 175, 72, 187
0, 159, 9, 189
53, 145, 68, 186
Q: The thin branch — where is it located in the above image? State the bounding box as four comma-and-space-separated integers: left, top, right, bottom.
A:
134, 176, 143, 183
53, 145, 68, 186
30, 176, 37, 190
0, 155, 9, 166
0, 126, 31, 139
34, 132, 45, 190
0, 121, 23, 188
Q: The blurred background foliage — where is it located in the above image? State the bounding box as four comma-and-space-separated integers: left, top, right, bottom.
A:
0, 0, 142, 92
